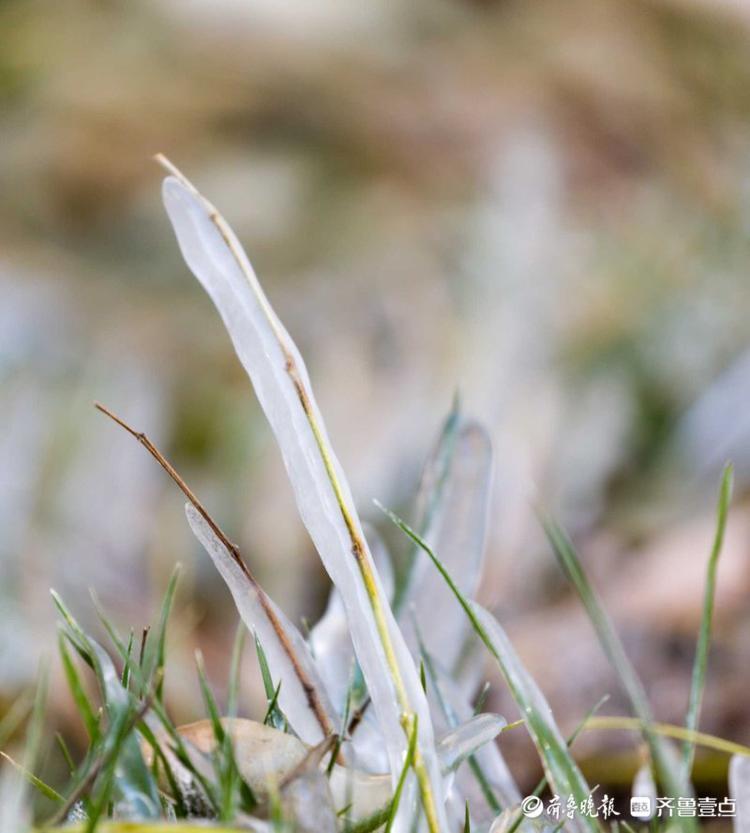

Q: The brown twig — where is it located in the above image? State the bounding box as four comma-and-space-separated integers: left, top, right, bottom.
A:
138, 626, 150, 668
346, 696, 371, 737
95, 402, 243, 564
94, 402, 338, 747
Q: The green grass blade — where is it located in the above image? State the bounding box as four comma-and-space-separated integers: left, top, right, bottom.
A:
196, 641, 256, 818
328, 679, 353, 777
505, 696, 609, 833
255, 633, 274, 699
77, 600, 220, 816
195, 651, 238, 820
225, 625, 257, 809
541, 515, 693, 825
683, 464, 733, 777
135, 720, 188, 818
53, 592, 163, 821
55, 733, 76, 775
51, 592, 96, 672
413, 617, 502, 814
344, 803, 392, 833
141, 565, 181, 703
121, 630, 135, 689
84, 702, 162, 831
393, 399, 461, 614
471, 604, 599, 833
0, 751, 63, 804
194, 651, 225, 742
380, 503, 600, 833
255, 636, 287, 730
263, 682, 284, 728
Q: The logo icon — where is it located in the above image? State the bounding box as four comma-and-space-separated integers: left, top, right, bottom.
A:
521, 796, 544, 819
631, 797, 653, 819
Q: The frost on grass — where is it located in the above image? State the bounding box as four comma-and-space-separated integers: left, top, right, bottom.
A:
161, 163, 448, 830
730, 755, 750, 833
16, 156, 737, 833
431, 661, 521, 815
437, 713, 507, 774
309, 523, 395, 719
401, 419, 493, 674
471, 603, 596, 833
185, 503, 338, 748
158, 159, 577, 830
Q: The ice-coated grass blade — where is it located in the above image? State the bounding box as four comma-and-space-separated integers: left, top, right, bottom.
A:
541, 515, 694, 825
393, 399, 461, 614
437, 714, 507, 774
384, 716, 419, 833
313, 526, 394, 772
380, 504, 600, 833
310, 523, 394, 716
470, 606, 599, 833
631, 764, 656, 822
160, 157, 447, 831
95, 401, 338, 752
401, 416, 493, 673
415, 618, 517, 815
730, 755, 750, 833
504, 696, 609, 833
187, 504, 337, 748
683, 463, 733, 778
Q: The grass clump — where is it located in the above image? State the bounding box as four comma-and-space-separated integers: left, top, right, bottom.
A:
1, 161, 745, 833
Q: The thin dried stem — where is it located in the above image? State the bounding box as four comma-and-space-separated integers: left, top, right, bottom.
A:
346, 696, 371, 737
94, 401, 338, 744
95, 402, 242, 564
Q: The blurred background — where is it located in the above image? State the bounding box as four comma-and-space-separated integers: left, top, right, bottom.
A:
2, 0, 750, 800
